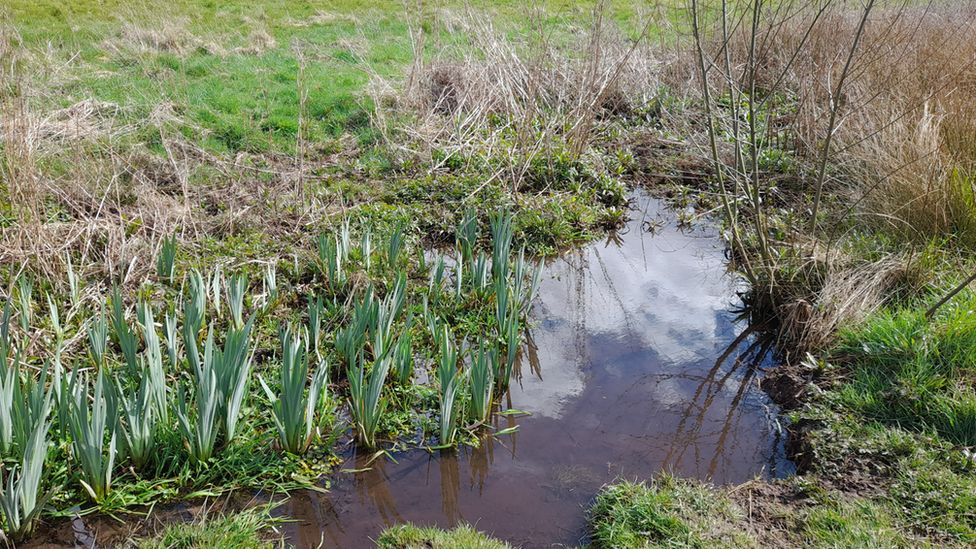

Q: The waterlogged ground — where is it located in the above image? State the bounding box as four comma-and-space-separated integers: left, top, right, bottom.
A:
280, 192, 794, 548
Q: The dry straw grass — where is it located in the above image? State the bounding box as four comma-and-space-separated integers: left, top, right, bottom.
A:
679, 1, 976, 352
368, 4, 662, 188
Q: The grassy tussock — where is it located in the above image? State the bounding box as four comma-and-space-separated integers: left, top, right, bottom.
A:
589, 477, 756, 549
376, 523, 512, 549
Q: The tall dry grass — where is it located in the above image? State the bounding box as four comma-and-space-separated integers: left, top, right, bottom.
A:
367, 3, 660, 190
683, 0, 976, 352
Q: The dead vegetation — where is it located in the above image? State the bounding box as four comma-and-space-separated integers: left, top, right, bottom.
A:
368, 3, 661, 190
673, 0, 976, 355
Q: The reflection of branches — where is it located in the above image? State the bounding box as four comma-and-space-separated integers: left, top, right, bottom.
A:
663, 328, 771, 477
592, 246, 641, 345
707, 339, 772, 478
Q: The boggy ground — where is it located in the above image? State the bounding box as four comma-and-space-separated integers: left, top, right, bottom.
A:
2, 0, 976, 547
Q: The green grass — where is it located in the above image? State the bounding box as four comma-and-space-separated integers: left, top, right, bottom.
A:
787, 288, 976, 545
133, 505, 281, 549
376, 523, 512, 549
588, 477, 757, 549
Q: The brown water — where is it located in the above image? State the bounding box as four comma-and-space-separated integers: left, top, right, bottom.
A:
280, 192, 792, 548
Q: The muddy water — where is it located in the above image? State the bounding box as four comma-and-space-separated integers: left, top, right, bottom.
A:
281, 192, 792, 548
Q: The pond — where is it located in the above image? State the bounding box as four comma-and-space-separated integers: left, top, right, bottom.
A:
279, 191, 793, 548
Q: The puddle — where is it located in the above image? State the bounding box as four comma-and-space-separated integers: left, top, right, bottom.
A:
279, 191, 794, 548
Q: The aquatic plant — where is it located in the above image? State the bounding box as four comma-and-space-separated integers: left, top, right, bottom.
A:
157, 234, 178, 282
177, 310, 255, 462
496, 308, 521, 393
467, 339, 496, 425
347, 352, 391, 449
184, 270, 207, 342
361, 228, 373, 272
65, 255, 81, 308
0, 412, 53, 542
490, 210, 514, 283
115, 363, 159, 470
470, 252, 492, 297
317, 233, 348, 291
0, 316, 51, 462
456, 207, 479, 268
110, 285, 139, 377
226, 274, 247, 330
307, 296, 323, 360
165, 311, 181, 370
138, 303, 169, 423
392, 318, 414, 385
336, 291, 373, 366
262, 262, 278, 310
434, 323, 463, 446
87, 309, 108, 369
177, 328, 220, 464
46, 294, 63, 350
428, 256, 446, 306
387, 221, 407, 268
15, 276, 32, 334
64, 368, 117, 502
260, 326, 329, 455
513, 248, 543, 315
374, 272, 408, 359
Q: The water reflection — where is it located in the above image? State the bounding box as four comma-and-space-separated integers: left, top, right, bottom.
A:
281, 192, 792, 548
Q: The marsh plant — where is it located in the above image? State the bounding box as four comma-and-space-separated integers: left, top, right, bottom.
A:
434, 323, 463, 446
318, 232, 349, 292
115, 364, 160, 471
260, 326, 329, 455
0, 413, 52, 542
467, 339, 496, 426
347, 352, 391, 449
63, 369, 117, 502
177, 316, 255, 463
156, 234, 178, 283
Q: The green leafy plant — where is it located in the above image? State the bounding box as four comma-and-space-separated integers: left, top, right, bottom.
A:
0, 411, 53, 542
434, 323, 462, 446
347, 352, 391, 449
87, 308, 108, 369
115, 363, 159, 471
64, 368, 117, 502
392, 317, 414, 385
157, 234, 178, 282
259, 326, 329, 455
110, 285, 139, 378
15, 276, 32, 334
317, 233, 348, 292
226, 274, 247, 330
138, 303, 169, 423
177, 328, 220, 464
468, 338, 495, 426
387, 221, 407, 268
